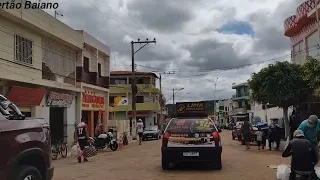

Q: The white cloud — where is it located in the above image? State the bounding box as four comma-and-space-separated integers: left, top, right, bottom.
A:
43, 0, 300, 102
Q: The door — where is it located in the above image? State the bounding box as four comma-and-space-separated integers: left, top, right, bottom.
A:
49, 107, 64, 143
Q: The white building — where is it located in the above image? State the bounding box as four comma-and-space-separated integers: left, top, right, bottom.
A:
249, 102, 293, 125
76, 30, 110, 138
0, 6, 110, 146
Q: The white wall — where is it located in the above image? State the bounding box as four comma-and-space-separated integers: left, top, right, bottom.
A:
251, 104, 293, 124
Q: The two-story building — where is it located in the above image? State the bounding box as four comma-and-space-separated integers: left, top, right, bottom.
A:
215, 99, 232, 125
230, 82, 250, 115
109, 71, 160, 138
76, 30, 110, 137
0, 6, 110, 146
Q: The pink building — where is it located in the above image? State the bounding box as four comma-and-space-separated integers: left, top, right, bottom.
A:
284, 0, 320, 64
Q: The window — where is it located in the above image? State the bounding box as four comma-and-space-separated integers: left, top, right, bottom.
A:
15, 35, 33, 64
136, 96, 144, 103
154, 117, 156, 125
224, 107, 228, 111
83, 57, 89, 72
109, 96, 115, 104
115, 79, 126, 85
98, 63, 101, 76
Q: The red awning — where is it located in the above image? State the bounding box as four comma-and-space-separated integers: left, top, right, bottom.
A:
7, 86, 46, 106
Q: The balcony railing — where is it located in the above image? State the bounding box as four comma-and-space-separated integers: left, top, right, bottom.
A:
76, 66, 109, 88
110, 84, 159, 93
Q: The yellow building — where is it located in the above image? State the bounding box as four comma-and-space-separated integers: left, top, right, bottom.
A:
109, 71, 160, 137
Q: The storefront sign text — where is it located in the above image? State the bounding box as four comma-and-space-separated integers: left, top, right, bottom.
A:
47, 92, 74, 108
82, 90, 105, 109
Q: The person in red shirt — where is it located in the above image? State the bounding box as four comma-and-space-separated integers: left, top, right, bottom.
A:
75, 118, 89, 163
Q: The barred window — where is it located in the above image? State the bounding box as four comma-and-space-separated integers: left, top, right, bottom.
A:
15, 34, 33, 64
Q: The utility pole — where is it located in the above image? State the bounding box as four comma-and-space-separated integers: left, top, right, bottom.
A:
172, 88, 184, 104
159, 71, 175, 126
131, 38, 156, 138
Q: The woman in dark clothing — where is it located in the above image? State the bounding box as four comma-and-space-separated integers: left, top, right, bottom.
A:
241, 120, 252, 150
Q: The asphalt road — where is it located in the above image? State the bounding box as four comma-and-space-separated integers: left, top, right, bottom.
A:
52, 131, 289, 180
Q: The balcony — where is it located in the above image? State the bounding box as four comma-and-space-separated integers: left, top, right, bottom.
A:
97, 76, 109, 89
110, 84, 159, 94
231, 108, 247, 115
76, 67, 109, 88
113, 102, 160, 111
232, 95, 249, 101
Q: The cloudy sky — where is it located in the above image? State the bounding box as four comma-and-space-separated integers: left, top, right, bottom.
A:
45, 0, 301, 102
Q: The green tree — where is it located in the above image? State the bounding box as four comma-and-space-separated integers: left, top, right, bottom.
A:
301, 56, 320, 96
248, 61, 308, 137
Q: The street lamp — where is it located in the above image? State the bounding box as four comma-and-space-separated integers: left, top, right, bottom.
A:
207, 78, 225, 113
172, 88, 184, 104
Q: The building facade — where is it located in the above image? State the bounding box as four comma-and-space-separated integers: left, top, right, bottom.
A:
76, 30, 110, 137
0, 7, 110, 146
109, 71, 160, 138
230, 82, 250, 115
214, 99, 232, 126
284, 0, 320, 64
0, 6, 83, 146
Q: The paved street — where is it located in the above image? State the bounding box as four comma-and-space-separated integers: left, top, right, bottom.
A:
52, 131, 289, 180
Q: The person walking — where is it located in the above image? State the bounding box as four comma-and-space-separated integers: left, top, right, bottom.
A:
255, 127, 264, 150
282, 130, 318, 179
136, 119, 144, 145
241, 120, 252, 150
75, 118, 89, 163
298, 114, 320, 161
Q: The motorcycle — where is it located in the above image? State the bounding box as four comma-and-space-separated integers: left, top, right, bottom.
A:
89, 132, 119, 151
272, 164, 320, 180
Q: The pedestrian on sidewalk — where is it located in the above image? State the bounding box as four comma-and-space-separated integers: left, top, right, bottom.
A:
298, 114, 320, 162
75, 117, 89, 163
255, 127, 264, 150
136, 119, 144, 145
241, 119, 252, 150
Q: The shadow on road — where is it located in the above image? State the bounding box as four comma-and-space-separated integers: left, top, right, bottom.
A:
162, 162, 222, 172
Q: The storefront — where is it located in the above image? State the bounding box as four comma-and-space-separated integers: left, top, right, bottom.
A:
81, 88, 107, 137
46, 91, 75, 143
6, 85, 46, 117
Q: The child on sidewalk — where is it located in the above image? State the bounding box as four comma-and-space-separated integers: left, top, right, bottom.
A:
255, 127, 264, 150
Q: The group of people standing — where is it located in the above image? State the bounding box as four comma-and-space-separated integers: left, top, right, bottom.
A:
241, 120, 281, 150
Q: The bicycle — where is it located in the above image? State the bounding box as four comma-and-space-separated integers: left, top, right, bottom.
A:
51, 140, 68, 160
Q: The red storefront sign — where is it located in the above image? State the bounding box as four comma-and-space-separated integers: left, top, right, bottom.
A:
82, 90, 104, 104
7, 86, 46, 106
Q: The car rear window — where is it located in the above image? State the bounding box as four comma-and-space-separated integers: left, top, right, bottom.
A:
166, 118, 217, 133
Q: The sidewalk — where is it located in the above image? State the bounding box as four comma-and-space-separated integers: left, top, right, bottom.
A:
63, 139, 137, 158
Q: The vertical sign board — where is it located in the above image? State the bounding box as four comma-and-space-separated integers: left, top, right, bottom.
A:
175, 101, 206, 117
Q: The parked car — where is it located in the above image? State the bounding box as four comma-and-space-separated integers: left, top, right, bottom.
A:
161, 117, 222, 170
0, 94, 54, 180
142, 125, 162, 141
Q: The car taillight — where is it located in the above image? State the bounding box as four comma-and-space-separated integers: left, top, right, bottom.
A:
162, 132, 170, 147
212, 131, 220, 144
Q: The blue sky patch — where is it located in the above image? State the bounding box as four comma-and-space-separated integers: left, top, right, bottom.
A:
217, 21, 254, 36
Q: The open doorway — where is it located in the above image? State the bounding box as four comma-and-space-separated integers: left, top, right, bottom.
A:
50, 107, 65, 143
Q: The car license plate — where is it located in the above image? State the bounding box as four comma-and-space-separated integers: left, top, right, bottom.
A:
183, 152, 199, 157
147, 136, 152, 137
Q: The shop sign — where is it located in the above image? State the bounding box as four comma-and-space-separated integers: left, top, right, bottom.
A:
7, 86, 46, 106
46, 91, 74, 108
82, 90, 105, 109
176, 102, 206, 117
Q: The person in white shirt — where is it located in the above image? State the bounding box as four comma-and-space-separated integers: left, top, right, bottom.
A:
136, 119, 144, 145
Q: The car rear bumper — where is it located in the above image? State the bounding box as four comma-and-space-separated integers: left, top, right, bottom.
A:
161, 146, 222, 162
142, 134, 158, 139
47, 166, 54, 180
